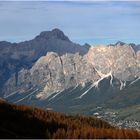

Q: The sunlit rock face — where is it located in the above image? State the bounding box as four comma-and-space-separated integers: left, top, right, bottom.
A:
0, 29, 89, 96
136, 50, 140, 72
87, 44, 139, 81
3, 43, 140, 99
1, 29, 140, 99
3, 52, 100, 98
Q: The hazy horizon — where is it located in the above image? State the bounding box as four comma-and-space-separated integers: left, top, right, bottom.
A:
0, 1, 140, 45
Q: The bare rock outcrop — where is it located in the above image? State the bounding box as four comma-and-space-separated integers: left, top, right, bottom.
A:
1, 29, 140, 100
87, 44, 139, 81
3, 43, 140, 99
3, 52, 99, 98
0, 29, 89, 96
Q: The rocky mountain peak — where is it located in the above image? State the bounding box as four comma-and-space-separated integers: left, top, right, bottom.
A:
115, 41, 125, 46
86, 44, 138, 81
1, 29, 140, 101
0, 29, 89, 95
35, 28, 70, 41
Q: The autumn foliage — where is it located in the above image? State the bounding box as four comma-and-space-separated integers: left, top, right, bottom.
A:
0, 99, 140, 139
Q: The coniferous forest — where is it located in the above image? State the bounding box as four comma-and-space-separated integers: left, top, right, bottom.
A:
0, 99, 140, 139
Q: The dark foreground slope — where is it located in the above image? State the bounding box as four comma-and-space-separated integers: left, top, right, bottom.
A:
0, 100, 140, 139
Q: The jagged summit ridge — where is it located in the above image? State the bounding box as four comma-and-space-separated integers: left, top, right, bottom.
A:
109, 41, 140, 52
3, 51, 99, 98
35, 28, 70, 41
87, 44, 139, 81
0, 28, 89, 96
3, 43, 140, 99
1, 28, 140, 100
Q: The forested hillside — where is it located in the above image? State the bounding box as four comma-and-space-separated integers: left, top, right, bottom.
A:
0, 99, 140, 139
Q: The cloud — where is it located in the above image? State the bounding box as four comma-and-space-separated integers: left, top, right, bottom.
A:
0, 1, 140, 44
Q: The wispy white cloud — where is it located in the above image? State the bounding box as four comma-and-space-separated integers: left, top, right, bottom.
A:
0, 1, 140, 44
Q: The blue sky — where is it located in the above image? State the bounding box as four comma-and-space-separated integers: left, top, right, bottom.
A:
0, 1, 140, 45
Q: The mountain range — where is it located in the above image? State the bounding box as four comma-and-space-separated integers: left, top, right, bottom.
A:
0, 28, 140, 123
0, 28, 89, 95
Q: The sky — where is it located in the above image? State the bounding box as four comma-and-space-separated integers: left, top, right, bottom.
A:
0, 1, 140, 45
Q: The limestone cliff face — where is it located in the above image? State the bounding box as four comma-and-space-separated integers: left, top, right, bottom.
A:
1, 29, 140, 99
3, 52, 99, 98
0, 29, 89, 94
3, 43, 140, 99
87, 44, 139, 81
